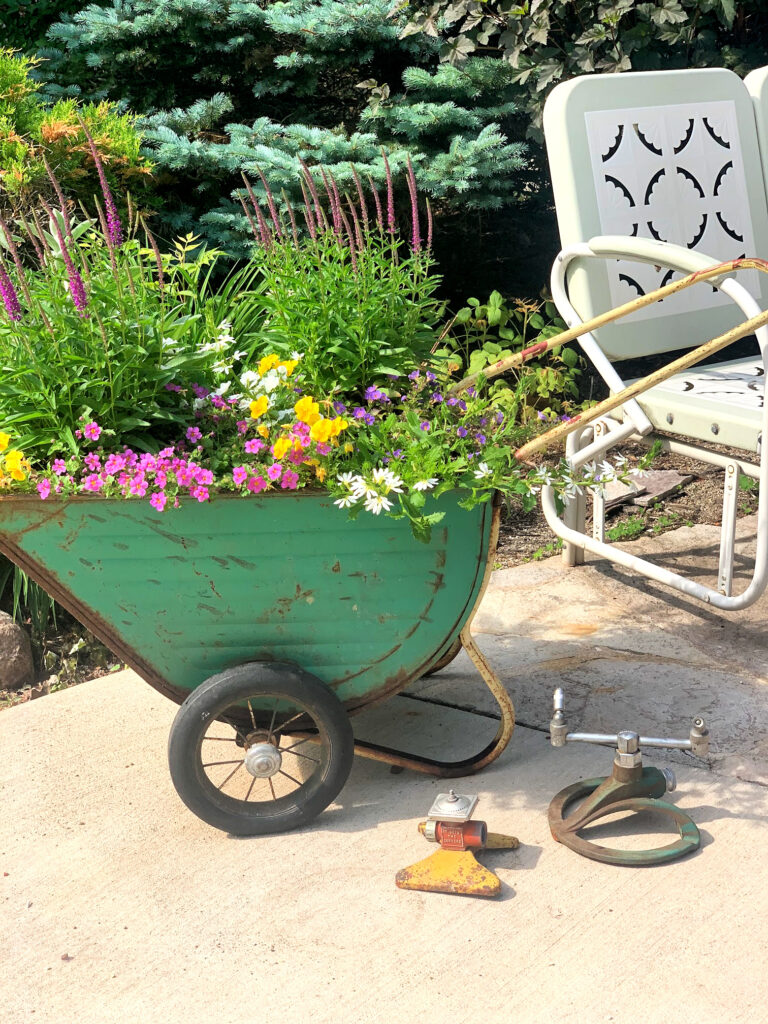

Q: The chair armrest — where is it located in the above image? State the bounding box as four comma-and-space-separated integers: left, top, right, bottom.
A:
586, 235, 724, 277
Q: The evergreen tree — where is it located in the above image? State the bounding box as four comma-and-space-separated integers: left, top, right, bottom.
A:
38, 0, 527, 271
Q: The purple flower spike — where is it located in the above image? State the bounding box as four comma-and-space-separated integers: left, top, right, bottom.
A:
41, 198, 88, 316
0, 261, 22, 321
406, 156, 421, 253
382, 151, 396, 234
79, 118, 123, 246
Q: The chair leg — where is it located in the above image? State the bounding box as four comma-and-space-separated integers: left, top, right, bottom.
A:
718, 460, 740, 596
562, 427, 591, 566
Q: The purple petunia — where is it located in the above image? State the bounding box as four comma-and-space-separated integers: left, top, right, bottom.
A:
457, 426, 468, 438
420, 421, 430, 432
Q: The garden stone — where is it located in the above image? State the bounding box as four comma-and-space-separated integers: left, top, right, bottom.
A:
0, 611, 34, 690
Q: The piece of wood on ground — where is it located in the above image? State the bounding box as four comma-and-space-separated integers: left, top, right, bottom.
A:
631, 469, 694, 507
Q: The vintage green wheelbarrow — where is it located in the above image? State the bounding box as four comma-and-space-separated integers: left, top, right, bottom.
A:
0, 491, 514, 834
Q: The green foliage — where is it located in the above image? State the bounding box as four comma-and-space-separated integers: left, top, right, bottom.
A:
606, 514, 646, 541
400, 0, 768, 135
250, 232, 445, 398
0, 213, 266, 457
37, 0, 526, 259
0, 49, 154, 225
0, 1, 91, 52
443, 293, 579, 419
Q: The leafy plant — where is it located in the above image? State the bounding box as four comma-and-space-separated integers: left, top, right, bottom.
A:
0, 49, 154, 227
0, 0, 93, 52
442, 293, 579, 419
399, 0, 768, 136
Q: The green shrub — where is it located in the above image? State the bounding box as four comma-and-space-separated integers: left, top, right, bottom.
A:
401, 0, 768, 136
0, 49, 154, 228
37, 0, 526, 277
0, 1, 93, 52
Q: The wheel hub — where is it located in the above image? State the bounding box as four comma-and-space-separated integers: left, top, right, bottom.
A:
244, 741, 282, 778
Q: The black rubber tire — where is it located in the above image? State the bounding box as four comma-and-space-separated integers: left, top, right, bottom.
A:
168, 662, 354, 836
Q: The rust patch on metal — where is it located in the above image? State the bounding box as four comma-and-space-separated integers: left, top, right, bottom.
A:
331, 560, 341, 573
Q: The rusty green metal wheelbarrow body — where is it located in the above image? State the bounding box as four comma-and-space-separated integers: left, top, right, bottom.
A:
0, 491, 514, 834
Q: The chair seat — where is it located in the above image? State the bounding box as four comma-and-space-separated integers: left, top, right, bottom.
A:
620, 355, 764, 452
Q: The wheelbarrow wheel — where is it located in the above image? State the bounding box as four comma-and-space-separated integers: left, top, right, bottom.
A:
168, 662, 354, 836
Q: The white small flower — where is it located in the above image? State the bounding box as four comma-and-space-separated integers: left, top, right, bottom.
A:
350, 475, 369, 499
234, 350, 247, 361
240, 370, 260, 391
473, 461, 492, 481
337, 472, 356, 488
372, 467, 404, 493
412, 478, 438, 492
614, 453, 628, 468
365, 493, 393, 514
214, 381, 231, 396
334, 495, 357, 509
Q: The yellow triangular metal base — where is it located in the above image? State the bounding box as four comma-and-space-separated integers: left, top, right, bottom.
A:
395, 849, 501, 898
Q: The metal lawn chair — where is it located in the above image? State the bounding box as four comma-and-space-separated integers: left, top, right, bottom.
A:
540, 66, 768, 609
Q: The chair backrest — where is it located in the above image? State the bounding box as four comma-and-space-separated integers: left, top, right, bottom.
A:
544, 68, 768, 361
746, 65, 768, 201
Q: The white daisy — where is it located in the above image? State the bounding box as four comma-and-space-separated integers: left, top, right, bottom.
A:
337, 472, 357, 487
473, 461, 492, 480
412, 478, 438, 492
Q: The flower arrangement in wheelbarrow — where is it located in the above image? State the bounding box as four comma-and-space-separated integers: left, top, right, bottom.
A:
0, 143, 626, 539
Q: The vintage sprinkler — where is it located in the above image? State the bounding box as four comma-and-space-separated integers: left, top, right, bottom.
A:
548, 688, 710, 866
395, 790, 519, 897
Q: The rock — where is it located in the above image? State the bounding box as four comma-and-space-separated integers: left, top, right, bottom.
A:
602, 478, 646, 509
631, 469, 694, 507
0, 612, 34, 690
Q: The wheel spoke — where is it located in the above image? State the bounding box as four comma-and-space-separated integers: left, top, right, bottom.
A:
247, 699, 257, 730
202, 759, 243, 767
267, 702, 278, 742
280, 737, 315, 753
201, 736, 238, 742
244, 777, 257, 802
281, 748, 319, 765
271, 711, 306, 736
268, 777, 277, 801
216, 762, 244, 791
278, 769, 303, 788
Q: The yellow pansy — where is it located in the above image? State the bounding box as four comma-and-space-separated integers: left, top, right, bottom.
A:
10, 468, 25, 481
328, 417, 348, 437
273, 436, 292, 460
344, 442, 354, 453
257, 424, 270, 438
310, 418, 333, 444
279, 359, 299, 377
250, 396, 269, 419
258, 354, 280, 376
314, 465, 327, 483
294, 396, 321, 426
5, 449, 24, 469
0, 432, 10, 452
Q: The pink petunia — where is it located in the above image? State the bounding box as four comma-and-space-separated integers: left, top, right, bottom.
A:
192, 485, 209, 502
236, 420, 249, 435
37, 478, 51, 500
186, 426, 202, 443
83, 473, 103, 492
281, 470, 299, 490
232, 466, 248, 486
267, 463, 282, 481
247, 475, 267, 493
83, 421, 101, 441
244, 438, 264, 454
150, 491, 167, 512
52, 459, 67, 476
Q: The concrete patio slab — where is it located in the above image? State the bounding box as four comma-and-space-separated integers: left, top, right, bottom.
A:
3, 516, 767, 1024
